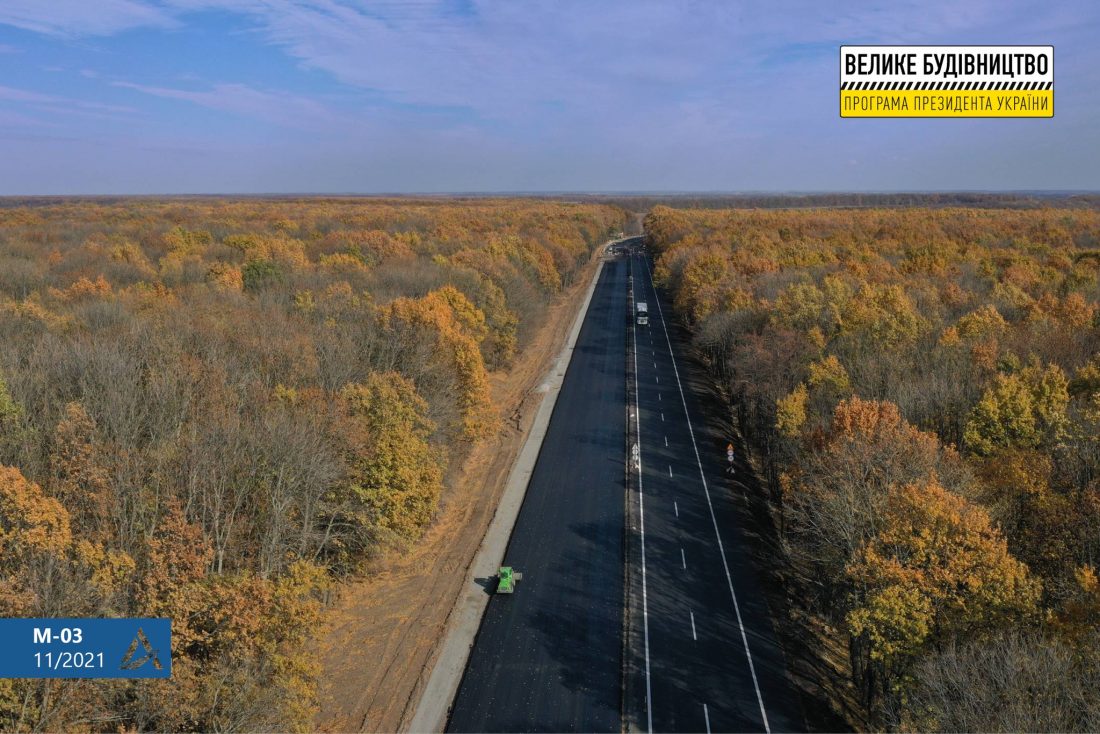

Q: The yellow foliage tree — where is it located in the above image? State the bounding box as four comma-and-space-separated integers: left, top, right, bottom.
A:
955, 304, 1007, 340
340, 372, 445, 544
381, 289, 494, 439
807, 355, 851, 394
776, 384, 808, 438
841, 283, 924, 347
847, 478, 1040, 674
675, 247, 731, 324
964, 363, 1069, 455
0, 465, 72, 616
205, 262, 244, 291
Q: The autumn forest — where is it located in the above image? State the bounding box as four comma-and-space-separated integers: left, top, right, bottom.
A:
0, 198, 624, 731
3, 195, 1100, 732
645, 204, 1100, 730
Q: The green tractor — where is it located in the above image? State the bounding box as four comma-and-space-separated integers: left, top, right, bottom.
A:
496, 566, 523, 594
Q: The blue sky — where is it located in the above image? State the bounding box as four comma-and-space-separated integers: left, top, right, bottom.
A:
0, 0, 1097, 194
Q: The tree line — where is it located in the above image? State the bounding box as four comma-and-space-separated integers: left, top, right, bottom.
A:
0, 197, 625, 731
645, 204, 1100, 731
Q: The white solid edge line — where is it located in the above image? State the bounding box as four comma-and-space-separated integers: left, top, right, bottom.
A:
631, 256, 655, 734
644, 258, 772, 734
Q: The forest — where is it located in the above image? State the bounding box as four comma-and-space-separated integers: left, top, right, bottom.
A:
589, 191, 1100, 214
0, 197, 624, 731
645, 204, 1100, 731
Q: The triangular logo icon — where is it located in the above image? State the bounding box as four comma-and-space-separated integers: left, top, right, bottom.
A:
120, 627, 163, 671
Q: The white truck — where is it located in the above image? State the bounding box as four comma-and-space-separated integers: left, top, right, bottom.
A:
636, 301, 648, 325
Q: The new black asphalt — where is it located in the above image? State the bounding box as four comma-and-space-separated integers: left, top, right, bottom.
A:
448, 248, 803, 732
448, 258, 629, 732
626, 251, 802, 732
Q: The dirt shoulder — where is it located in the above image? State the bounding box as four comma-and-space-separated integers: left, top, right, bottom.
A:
313, 249, 608, 734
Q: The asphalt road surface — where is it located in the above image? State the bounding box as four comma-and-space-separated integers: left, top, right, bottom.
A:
448, 257, 628, 733
626, 250, 801, 733
448, 245, 801, 732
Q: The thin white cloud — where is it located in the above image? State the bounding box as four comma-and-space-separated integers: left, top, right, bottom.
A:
149, 0, 1090, 131
2, 0, 1092, 127
0, 84, 137, 117
112, 80, 345, 130
0, 109, 54, 128
0, 0, 1097, 192
0, 0, 176, 37
0, 85, 63, 105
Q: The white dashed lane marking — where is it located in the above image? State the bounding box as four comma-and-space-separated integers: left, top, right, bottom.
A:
643, 259, 771, 734
630, 258, 654, 734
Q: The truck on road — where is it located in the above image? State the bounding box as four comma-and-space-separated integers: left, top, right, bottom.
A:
636, 302, 648, 325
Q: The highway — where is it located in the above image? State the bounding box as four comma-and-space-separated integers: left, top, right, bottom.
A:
447, 256, 629, 732
625, 249, 801, 732
448, 243, 801, 732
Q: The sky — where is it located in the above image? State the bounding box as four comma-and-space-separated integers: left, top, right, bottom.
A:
0, 0, 1098, 194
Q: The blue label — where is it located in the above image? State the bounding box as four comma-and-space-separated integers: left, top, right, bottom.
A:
0, 618, 171, 678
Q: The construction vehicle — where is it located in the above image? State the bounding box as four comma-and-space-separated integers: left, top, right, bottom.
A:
496, 566, 523, 594
636, 302, 649, 325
